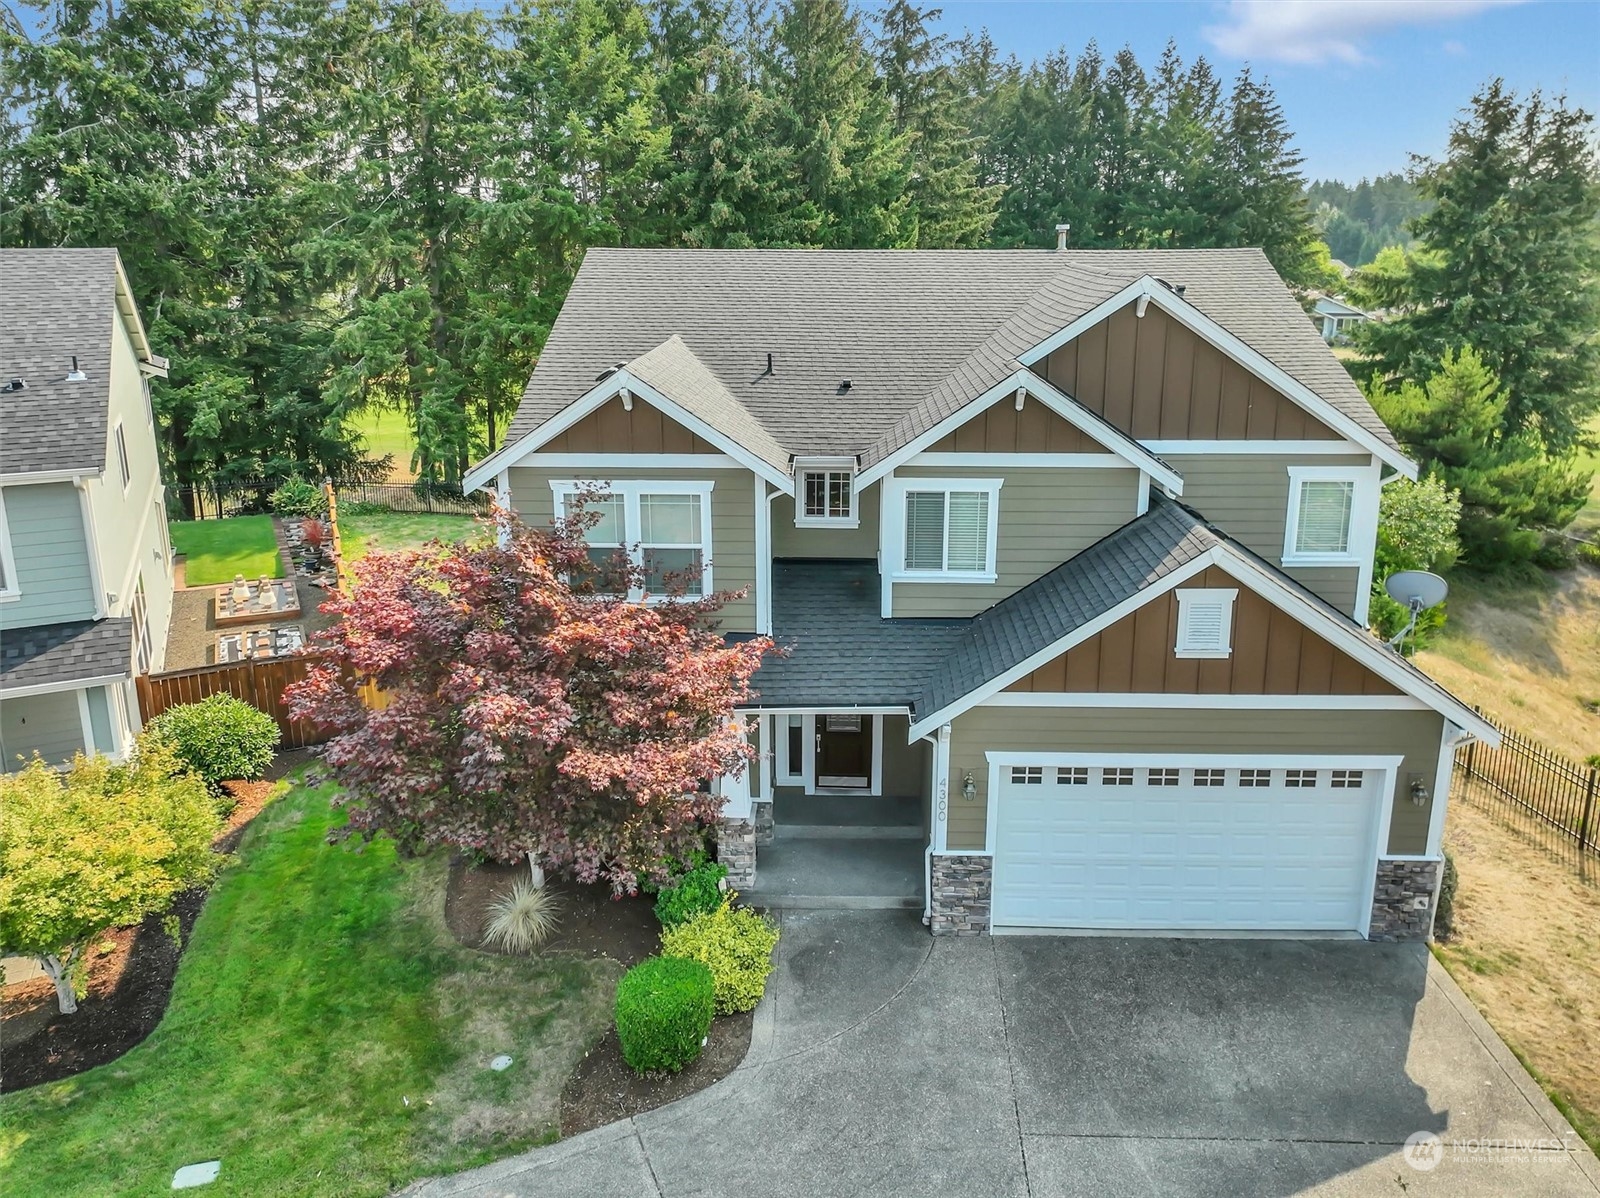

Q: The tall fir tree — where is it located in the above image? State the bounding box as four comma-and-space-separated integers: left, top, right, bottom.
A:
1353, 80, 1600, 449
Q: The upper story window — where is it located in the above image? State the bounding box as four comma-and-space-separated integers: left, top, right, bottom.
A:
794, 458, 857, 527
114, 422, 132, 490
0, 489, 18, 601
1283, 466, 1375, 566
889, 477, 1002, 582
552, 480, 713, 601
1174, 588, 1238, 659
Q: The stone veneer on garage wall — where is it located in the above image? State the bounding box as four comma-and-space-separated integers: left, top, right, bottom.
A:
1368, 858, 1442, 941
930, 853, 992, 936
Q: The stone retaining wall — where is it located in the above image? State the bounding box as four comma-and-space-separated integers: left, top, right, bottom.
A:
1368, 858, 1441, 941
718, 817, 757, 889
930, 853, 992, 936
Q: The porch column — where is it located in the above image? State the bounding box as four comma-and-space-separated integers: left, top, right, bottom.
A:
932, 723, 951, 852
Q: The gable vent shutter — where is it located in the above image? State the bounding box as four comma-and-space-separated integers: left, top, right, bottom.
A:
1184, 602, 1227, 649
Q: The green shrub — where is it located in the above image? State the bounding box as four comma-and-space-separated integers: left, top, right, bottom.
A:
1434, 852, 1459, 940
147, 693, 281, 792
653, 860, 727, 927
614, 955, 714, 1074
659, 902, 779, 1015
269, 478, 328, 519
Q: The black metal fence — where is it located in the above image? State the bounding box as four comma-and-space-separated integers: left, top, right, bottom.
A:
172, 477, 486, 520
1453, 707, 1598, 873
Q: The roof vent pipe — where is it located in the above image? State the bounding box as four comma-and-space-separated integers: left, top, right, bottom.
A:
763, 352, 774, 376
65, 356, 88, 382
1055, 224, 1071, 251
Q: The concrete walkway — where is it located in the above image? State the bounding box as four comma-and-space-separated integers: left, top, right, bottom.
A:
410, 913, 1600, 1198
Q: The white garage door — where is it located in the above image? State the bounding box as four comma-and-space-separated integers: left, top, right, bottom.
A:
991, 759, 1383, 933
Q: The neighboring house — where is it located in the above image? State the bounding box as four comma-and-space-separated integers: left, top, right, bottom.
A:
0, 248, 175, 769
1312, 293, 1370, 342
467, 247, 1497, 941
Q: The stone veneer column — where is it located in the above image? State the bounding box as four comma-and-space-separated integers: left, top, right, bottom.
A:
929, 853, 992, 936
1368, 859, 1442, 940
751, 799, 775, 847
718, 817, 757, 889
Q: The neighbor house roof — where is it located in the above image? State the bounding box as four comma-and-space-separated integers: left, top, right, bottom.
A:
0, 247, 161, 477
0, 619, 133, 691
482, 247, 1402, 482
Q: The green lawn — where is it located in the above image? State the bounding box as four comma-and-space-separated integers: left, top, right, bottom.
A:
0, 781, 618, 1197
1572, 414, 1600, 540
170, 516, 283, 587
339, 512, 481, 562
346, 408, 419, 482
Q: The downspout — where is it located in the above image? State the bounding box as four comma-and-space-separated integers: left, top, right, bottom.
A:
920, 730, 939, 926
1427, 723, 1479, 932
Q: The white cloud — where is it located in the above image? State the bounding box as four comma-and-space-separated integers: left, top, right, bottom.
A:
1441, 39, 1468, 55
1202, 1, 1525, 67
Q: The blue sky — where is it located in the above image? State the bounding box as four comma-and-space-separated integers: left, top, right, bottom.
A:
930, 1, 1600, 181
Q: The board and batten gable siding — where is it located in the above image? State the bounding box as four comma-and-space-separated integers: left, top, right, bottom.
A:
536, 396, 721, 454
772, 484, 881, 559
890, 465, 1140, 618
1037, 302, 1342, 441
1003, 565, 1400, 696
1161, 452, 1369, 617
943, 707, 1444, 855
925, 397, 1103, 453
0, 482, 96, 630
0, 689, 87, 768
506, 464, 757, 632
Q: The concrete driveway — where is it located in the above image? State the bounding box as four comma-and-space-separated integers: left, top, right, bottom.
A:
411, 912, 1599, 1198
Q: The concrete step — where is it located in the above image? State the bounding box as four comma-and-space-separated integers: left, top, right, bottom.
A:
742, 892, 924, 911
774, 823, 924, 841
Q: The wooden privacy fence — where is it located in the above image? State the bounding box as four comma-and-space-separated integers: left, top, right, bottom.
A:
136, 656, 332, 749
1453, 707, 1598, 869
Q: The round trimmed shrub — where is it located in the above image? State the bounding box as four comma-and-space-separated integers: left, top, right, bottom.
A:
653, 860, 727, 927
146, 693, 281, 792
659, 903, 780, 1014
614, 955, 715, 1074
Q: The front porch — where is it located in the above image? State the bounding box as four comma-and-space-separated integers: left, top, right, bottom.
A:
744, 794, 925, 910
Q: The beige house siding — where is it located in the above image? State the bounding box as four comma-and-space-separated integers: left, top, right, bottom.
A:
944, 706, 1443, 855
890, 465, 1141, 618
1, 689, 88, 769
1003, 564, 1400, 696
1162, 451, 1368, 617
507, 464, 757, 632
772, 484, 881, 559
1037, 302, 1342, 441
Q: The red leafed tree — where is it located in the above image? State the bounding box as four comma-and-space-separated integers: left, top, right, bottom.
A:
285, 503, 772, 893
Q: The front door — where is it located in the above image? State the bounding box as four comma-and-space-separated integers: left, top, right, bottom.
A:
816, 714, 873, 789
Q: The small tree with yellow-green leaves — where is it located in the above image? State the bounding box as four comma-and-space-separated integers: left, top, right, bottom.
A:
0, 736, 223, 1014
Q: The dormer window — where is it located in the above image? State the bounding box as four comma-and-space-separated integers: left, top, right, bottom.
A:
795, 458, 858, 528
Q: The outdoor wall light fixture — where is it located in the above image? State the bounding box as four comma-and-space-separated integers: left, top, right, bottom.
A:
962, 772, 977, 802
1409, 777, 1430, 806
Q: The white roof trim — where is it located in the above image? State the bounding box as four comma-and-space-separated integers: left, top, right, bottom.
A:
0, 672, 130, 701
857, 368, 1183, 494
463, 371, 793, 494
1016, 277, 1417, 480
908, 540, 1498, 745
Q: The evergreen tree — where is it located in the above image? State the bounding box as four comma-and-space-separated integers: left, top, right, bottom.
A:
1354, 81, 1600, 448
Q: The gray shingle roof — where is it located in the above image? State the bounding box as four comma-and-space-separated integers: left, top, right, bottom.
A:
0, 619, 134, 690
495, 247, 1400, 468
625, 336, 791, 474
0, 248, 126, 476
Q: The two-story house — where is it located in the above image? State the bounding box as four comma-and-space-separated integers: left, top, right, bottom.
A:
466, 248, 1497, 940
0, 248, 175, 768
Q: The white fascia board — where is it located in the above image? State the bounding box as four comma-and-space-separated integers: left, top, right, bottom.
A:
1016, 277, 1417, 480
977, 692, 1431, 711
0, 469, 102, 486
858, 368, 1183, 495
1, 673, 131, 702
464, 371, 793, 494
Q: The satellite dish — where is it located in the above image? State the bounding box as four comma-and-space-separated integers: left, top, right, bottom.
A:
1383, 570, 1449, 654
1384, 570, 1449, 610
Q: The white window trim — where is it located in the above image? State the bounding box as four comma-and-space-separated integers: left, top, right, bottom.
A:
113, 420, 132, 493
0, 489, 20, 602
1282, 464, 1380, 567
883, 476, 1002, 584
793, 456, 859, 529
773, 711, 885, 796
1174, 587, 1238, 659
550, 478, 715, 602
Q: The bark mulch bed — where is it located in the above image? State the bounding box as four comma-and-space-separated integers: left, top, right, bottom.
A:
0, 777, 283, 1093
444, 857, 756, 1137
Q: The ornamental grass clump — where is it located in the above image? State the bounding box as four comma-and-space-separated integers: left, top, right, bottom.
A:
659, 901, 779, 1014
482, 878, 562, 953
614, 956, 715, 1074
653, 860, 727, 927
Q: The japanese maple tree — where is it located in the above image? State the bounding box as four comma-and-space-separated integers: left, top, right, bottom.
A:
285, 504, 772, 893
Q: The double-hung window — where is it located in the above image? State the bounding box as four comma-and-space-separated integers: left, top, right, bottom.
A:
552, 480, 713, 601
795, 458, 857, 527
0, 488, 18, 602
891, 478, 1001, 582
1284, 466, 1376, 565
